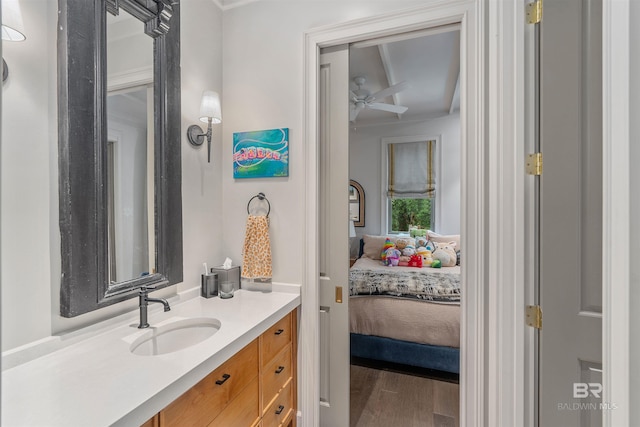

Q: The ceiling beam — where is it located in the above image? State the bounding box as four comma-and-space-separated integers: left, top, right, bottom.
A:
449, 71, 460, 115
377, 43, 403, 120
446, 31, 461, 115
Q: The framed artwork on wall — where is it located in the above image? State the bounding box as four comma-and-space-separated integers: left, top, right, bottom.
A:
233, 128, 289, 178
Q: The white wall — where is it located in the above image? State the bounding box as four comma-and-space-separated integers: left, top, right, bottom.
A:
1, 0, 223, 352
221, 0, 424, 285
349, 113, 461, 240
1, 0, 56, 351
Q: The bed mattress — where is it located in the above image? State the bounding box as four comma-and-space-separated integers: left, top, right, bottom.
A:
349, 295, 460, 348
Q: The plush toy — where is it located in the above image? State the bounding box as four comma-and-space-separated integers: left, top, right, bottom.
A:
383, 247, 401, 266
415, 236, 428, 248
380, 238, 395, 262
408, 254, 423, 268
395, 237, 413, 251
431, 241, 457, 267
402, 244, 416, 257
424, 239, 437, 253
410, 228, 428, 238
416, 247, 433, 265
431, 259, 442, 268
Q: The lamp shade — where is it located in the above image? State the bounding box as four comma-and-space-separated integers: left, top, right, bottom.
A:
349, 220, 356, 238
1, 0, 25, 41
198, 90, 221, 124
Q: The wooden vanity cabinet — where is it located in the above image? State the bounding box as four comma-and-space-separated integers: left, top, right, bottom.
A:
153, 309, 297, 427
260, 312, 296, 427
160, 339, 260, 427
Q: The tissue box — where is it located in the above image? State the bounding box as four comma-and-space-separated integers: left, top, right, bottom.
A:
210, 265, 241, 292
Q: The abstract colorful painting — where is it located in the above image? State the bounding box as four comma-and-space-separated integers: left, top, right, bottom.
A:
233, 128, 289, 179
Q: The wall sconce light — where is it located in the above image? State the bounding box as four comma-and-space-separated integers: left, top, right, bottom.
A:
187, 90, 222, 163
2, 0, 27, 84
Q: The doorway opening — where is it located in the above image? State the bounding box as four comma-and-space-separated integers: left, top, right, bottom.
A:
346, 27, 462, 427
304, 3, 490, 426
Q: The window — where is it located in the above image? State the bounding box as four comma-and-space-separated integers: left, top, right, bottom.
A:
382, 137, 437, 234
390, 198, 434, 232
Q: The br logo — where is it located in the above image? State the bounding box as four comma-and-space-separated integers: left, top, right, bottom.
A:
573, 383, 602, 399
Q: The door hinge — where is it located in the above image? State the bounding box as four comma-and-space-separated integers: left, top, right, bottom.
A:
526, 0, 543, 24
526, 153, 543, 175
526, 305, 543, 329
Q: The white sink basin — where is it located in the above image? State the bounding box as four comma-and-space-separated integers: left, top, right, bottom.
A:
130, 317, 221, 356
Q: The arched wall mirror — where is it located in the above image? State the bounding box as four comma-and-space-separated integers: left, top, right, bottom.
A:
58, 0, 183, 317
349, 180, 365, 227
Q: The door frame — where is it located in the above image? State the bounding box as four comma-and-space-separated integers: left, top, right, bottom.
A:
302, 1, 530, 426
300, 1, 630, 426
602, 0, 630, 425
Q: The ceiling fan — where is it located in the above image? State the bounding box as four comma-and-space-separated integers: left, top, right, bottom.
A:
349, 76, 409, 121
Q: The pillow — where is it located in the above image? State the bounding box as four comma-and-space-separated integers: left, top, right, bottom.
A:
428, 232, 461, 254
362, 234, 397, 260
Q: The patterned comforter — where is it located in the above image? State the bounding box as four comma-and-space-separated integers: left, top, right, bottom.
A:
349, 257, 460, 304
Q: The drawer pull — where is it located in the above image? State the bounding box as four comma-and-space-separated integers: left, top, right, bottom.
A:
215, 374, 231, 385
275, 366, 285, 374
274, 329, 285, 335
275, 405, 285, 415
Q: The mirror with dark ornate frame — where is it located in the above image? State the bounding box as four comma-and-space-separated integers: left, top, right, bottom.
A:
58, 0, 183, 317
349, 180, 365, 227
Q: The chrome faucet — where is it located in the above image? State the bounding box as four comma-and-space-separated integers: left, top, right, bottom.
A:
138, 286, 171, 328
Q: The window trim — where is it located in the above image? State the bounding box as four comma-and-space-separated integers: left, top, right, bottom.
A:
380, 135, 441, 234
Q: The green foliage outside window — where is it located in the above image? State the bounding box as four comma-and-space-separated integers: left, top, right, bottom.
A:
391, 198, 433, 232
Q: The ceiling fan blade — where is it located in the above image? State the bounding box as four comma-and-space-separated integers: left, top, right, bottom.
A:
367, 102, 408, 114
350, 104, 364, 121
369, 81, 409, 102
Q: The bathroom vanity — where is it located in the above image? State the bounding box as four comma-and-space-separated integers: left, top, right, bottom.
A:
146, 309, 296, 427
2, 289, 300, 427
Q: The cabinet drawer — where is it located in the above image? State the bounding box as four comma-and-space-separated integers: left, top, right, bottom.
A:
161, 339, 259, 427
262, 344, 292, 412
140, 414, 159, 427
208, 377, 259, 427
262, 381, 293, 427
261, 312, 292, 366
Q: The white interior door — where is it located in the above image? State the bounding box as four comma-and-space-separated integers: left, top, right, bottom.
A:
318, 45, 350, 427
539, 0, 603, 425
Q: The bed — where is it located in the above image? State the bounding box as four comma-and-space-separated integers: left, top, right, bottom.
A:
349, 235, 461, 375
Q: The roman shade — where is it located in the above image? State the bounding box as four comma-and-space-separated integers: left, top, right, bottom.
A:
387, 140, 435, 198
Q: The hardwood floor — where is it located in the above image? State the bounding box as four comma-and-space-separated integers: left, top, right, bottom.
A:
350, 365, 459, 427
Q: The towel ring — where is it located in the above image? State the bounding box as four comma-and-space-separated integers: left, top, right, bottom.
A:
247, 192, 270, 217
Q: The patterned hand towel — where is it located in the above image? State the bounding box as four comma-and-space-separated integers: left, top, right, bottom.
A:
241, 215, 272, 279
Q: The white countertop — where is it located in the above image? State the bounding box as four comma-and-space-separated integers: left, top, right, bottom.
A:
2, 289, 300, 427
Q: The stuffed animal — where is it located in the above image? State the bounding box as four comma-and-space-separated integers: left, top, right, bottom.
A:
431, 241, 457, 267
408, 254, 423, 268
395, 237, 413, 251
380, 238, 395, 262
383, 247, 401, 266
415, 236, 428, 248
402, 244, 416, 257
416, 247, 433, 265
424, 239, 436, 253
410, 228, 427, 238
